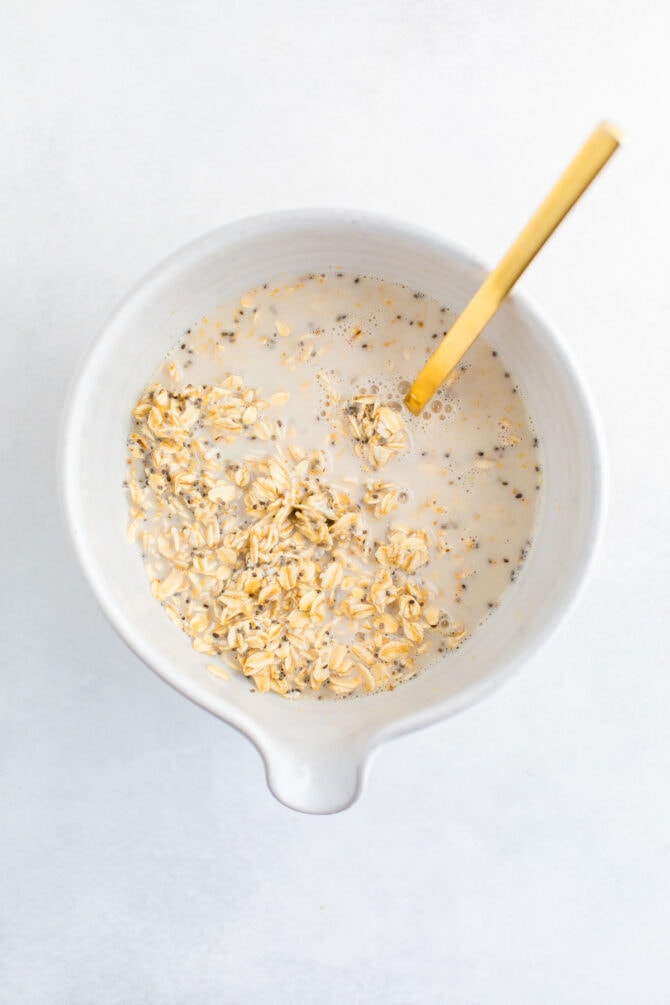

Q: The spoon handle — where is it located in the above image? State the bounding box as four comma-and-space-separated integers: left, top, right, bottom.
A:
405, 121, 624, 415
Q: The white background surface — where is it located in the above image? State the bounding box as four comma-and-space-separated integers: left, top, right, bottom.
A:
2, 1, 669, 1002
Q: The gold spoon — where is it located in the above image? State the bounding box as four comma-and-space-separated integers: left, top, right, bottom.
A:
404, 121, 624, 415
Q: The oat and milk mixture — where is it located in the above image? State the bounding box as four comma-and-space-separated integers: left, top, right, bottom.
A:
126, 274, 541, 697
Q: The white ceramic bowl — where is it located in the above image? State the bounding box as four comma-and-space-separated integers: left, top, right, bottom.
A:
62, 209, 606, 814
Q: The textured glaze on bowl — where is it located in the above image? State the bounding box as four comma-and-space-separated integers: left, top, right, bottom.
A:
62, 210, 606, 814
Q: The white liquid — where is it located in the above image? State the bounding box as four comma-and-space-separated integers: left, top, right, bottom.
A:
143, 272, 540, 673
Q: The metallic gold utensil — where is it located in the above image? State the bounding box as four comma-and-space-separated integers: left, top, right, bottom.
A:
404, 121, 624, 415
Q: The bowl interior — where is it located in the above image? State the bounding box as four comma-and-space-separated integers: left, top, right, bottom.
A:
63, 211, 604, 812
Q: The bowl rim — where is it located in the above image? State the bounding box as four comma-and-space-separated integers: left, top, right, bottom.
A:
60, 207, 608, 807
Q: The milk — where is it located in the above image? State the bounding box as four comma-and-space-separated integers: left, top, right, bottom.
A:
149, 272, 541, 661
